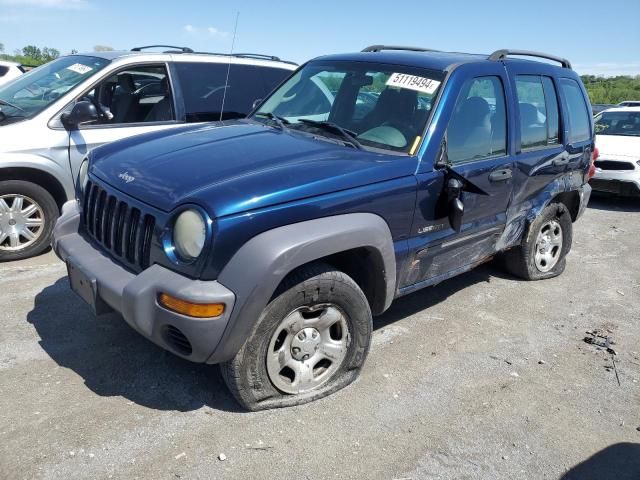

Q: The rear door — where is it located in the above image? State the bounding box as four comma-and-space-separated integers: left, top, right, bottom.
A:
504, 62, 577, 210
403, 64, 515, 289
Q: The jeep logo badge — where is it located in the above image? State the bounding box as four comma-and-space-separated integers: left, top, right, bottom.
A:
118, 172, 135, 183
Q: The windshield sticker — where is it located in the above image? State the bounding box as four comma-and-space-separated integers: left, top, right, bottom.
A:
66, 63, 93, 75
386, 73, 441, 95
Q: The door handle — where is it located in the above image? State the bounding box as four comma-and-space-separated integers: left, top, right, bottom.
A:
552, 153, 570, 167
488, 168, 512, 182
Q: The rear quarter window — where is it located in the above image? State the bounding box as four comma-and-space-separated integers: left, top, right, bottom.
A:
559, 78, 591, 144
0, 66, 8, 77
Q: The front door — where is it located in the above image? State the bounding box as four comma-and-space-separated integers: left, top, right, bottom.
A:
402, 73, 514, 290
67, 64, 182, 185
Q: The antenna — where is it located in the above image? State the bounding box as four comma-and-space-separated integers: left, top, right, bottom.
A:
220, 11, 240, 121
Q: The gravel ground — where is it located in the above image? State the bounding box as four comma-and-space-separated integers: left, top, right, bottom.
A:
1, 195, 639, 480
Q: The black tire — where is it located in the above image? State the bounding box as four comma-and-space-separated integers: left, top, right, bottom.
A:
221, 262, 373, 411
0, 180, 59, 262
502, 202, 573, 280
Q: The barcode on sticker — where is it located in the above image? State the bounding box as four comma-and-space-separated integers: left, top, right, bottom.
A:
66, 64, 93, 75
386, 73, 440, 95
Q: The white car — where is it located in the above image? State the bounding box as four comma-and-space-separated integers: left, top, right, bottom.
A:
590, 106, 640, 196
0, 46, 296, 260
0, 60, 25, 86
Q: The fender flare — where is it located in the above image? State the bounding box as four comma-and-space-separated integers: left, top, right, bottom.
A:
209, 212, 396, 363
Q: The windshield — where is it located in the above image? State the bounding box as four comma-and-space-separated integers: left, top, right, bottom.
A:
595, 111, 640, 137
0, 55, 110, 124
253, 60, 444, 154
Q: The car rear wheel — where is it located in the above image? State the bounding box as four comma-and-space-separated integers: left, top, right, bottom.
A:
0, 180, 58, 262
502, 202, 573, 280
221, 263, 372, 411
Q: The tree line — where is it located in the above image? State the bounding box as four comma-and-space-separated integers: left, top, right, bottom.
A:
1, 42, 639, 104
0, 43, 113, 67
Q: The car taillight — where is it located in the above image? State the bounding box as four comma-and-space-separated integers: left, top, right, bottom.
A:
588, 147, 599, 179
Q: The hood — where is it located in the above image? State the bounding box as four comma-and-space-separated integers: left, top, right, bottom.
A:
595, 134, 640, 160
91, 120, 418, 216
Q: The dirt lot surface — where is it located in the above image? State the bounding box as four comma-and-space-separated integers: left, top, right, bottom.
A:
1, 195, 639, 480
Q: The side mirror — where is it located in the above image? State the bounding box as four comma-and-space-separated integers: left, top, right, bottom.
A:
61, 101, 98, 129
447, 178, 464, 232
252, 98, 263, 110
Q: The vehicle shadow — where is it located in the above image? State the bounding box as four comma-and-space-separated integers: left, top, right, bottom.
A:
374, 261, 505, 331
560, 443, 640, 480
29, 261, 510, 412
588, 192, 640, 213
27, 277, 243, 413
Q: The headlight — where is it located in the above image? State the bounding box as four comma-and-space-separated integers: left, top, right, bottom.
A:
78, 159, 89, 193
173, 209, 207, 261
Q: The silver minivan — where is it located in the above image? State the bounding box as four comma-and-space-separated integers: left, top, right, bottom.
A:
0, 46, 296, 260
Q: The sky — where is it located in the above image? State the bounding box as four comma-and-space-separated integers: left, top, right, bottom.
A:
1, 0, 639, 77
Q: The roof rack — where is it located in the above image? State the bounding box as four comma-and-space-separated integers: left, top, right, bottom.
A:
131, 45, 194, 53
489, 49, 572, 69
362, 45, 440, 53
192, 51, 297, 65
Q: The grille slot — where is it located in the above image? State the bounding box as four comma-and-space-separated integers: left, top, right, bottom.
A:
595, 160, 636, 171
164, 325, 193, 355
81, 181, 156, 272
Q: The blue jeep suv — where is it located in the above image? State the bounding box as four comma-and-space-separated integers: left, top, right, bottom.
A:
53, 46, 595, 410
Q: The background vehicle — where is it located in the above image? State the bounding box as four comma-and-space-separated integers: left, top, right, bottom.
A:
0, 60, 25, 86
618, 101, 640, 107
53, 46, 594, 411
591, 106, 640, 196
0, 45, 296, 261
591, 103, 616, 115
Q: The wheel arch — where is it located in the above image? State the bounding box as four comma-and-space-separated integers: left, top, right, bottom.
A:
209, 213, 396, 363
0, 163, 72, 211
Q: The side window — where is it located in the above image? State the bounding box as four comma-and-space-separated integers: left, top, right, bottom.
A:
173, 63, 289, 122
0, 66, 8, 77
82, 65, 174, 126
515, 75, 560, 149
447, 76, 507, 164
559, 78, 591, 143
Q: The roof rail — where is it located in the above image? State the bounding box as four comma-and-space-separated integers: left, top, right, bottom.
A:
362, 45, 440, 53
233, 53, 281, 61
489, 49, 572, 69
131, 45, 194, 53
192, 51, 298, 65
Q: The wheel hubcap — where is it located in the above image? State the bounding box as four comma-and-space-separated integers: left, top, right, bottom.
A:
534, 219, 563, 272
266, 304, 350, 395
0, 194, 45, 252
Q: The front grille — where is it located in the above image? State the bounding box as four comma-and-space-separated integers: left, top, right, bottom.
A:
82, 181, 156, 271
594, 160, 636, 171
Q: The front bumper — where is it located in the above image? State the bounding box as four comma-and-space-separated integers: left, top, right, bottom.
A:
590, 165, 640, 197
52, 200, 236, 363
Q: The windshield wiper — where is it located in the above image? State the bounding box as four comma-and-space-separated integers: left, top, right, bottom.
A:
297, 119, 363, 150
255, 112, 289, 130
0, 98, 25, 113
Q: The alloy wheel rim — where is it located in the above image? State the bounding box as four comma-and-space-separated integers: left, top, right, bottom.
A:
266, 304, 350, 394
534, 219, 563, 272
0, 194, 45, 252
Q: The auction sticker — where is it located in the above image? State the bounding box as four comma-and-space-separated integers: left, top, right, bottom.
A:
386, 73, 440, 94
66, 63, 93, 75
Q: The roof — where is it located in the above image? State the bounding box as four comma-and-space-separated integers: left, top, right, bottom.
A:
0, 60, 21, 67
72, 49, 297, 67
315, 47, 573, 74
598, 106, 640, 113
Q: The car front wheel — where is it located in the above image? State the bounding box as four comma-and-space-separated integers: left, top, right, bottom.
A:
0, 180, 59, 262
221, 263, 373, 411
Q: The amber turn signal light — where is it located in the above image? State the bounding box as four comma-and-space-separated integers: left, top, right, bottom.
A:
158, 293, 225, 318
